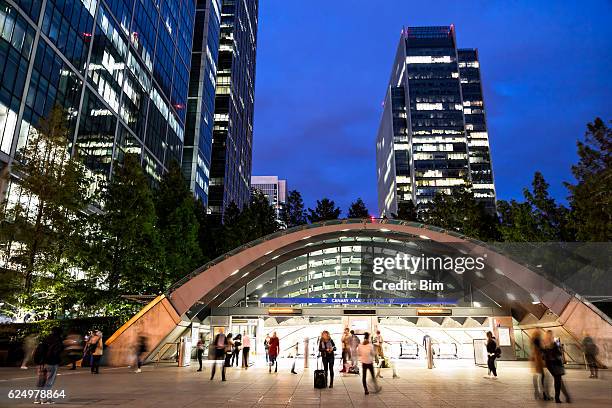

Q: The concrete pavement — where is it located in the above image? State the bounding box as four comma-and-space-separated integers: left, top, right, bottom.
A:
0, 359, 610, 407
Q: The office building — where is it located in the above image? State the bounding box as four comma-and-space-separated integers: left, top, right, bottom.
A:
376, 25, 496, 217
251, 175, 287, 224
183, 0, 220, 205
208, 0, 258, 216
0, 0, 195, 197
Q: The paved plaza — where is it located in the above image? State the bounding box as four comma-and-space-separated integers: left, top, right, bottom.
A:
0, 360, 610, 407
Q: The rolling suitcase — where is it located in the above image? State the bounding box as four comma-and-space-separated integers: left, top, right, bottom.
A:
314, 353, 326, 388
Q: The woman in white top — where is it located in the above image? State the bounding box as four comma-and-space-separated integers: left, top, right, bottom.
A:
357, 332, 381, 395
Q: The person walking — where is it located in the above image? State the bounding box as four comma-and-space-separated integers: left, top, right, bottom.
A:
372, 330, 384, 363
134, 335, 147, 373
242, 332, 251, 369
268, 332, 279, 373
531, 330, 551, 400
224, 334, 234, 368
340, 327, 350, 373
582, 332, 599, 379
358, 332, 381, 395
264, 334, 270, 363
484, 331, 498, 379
63, 330, 83, 370
349, 330, 360, 373
291, 341, 299, 374
318, 330, 336, 388
21, 333, 38, 369
210, 328, 227, 381
231, 334, 242, 367
196, 337, 205, 372
544, 330, 571, 403
34, 327, 63, 404
373, 330, 384, 378
88, 330, 103, 374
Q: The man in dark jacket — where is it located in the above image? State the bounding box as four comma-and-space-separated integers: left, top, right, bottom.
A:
34, 327, 63, 404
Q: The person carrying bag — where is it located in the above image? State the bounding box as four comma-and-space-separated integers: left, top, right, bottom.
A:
313, 336, 326, 389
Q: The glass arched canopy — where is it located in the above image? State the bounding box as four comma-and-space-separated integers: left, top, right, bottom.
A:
172, 221, 558, 323
216, 234, 507, 309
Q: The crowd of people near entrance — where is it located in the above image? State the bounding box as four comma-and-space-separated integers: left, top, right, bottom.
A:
16, 325, 602, 403
207, 327, 389, 394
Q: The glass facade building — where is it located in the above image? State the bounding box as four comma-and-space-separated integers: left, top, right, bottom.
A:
376, 26, 496, 217
208, 0, 258, 216
0, 0, 195, 192
250, 175, 287, 226
183, 0, 220, 205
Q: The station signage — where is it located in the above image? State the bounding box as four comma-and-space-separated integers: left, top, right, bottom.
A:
260, 297, 457, 305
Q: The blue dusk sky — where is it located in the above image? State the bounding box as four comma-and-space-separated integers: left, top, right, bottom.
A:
252, 0, 612, 215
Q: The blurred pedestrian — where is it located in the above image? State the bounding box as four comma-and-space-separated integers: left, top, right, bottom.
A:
358, 332, 381, 395
224, 333, 234, 368
242, 331, 251, 369
88, 330, 103, 374
544, 330, 571, 403
484, 331, 498, 379
349, 330, 360, 373
20, 333, 38, 369
582, 332, 599, 379
530, 330, 551, 400
318, 330, 336, 387
264, 334, 270, 363
373, 330, 384, 378
340, 327, 350, 373
291, 341, 299, 374
373, 330, 384, 363
196, 337, 205, 372
268, 332, 279, 373
210, 328, 227, 381
231, 333, 242, 367
134, 335, 147, 373
63, 329, 83, 370
33, 327, 63, 404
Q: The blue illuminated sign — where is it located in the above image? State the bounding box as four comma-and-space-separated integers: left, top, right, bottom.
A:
259, 297, 457, 305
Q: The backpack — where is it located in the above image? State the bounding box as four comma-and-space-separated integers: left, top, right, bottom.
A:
33, 341, 49, 365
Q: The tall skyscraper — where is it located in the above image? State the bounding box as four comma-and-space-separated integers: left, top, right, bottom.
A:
208, 0, 258, 216
183, 0, 221, 205
376, 25, 496, 217
251, 175, 287, 225
0, 0, 195, 194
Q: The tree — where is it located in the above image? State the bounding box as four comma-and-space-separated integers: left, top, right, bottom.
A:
347, 198, 369, 218
498, 172, 572, 241
221, 201, 244, 253
283, 190, 307, 228
307, 198, 341, 223
155, 160, 202, 291
394, 200, 419, 222
194, 199, 223, 263
221, 192, 280, 253
0, 106, 90, 310
242, 190, 280, 240
422, 186, 500, 241
89, 154, 161, 311
565, 118, 611, 241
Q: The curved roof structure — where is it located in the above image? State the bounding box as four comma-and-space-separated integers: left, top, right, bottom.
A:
105, 219, 611, 367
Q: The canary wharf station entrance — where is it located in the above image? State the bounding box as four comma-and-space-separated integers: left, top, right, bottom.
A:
204, 305, 510, 365
105, 220, 612, 369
